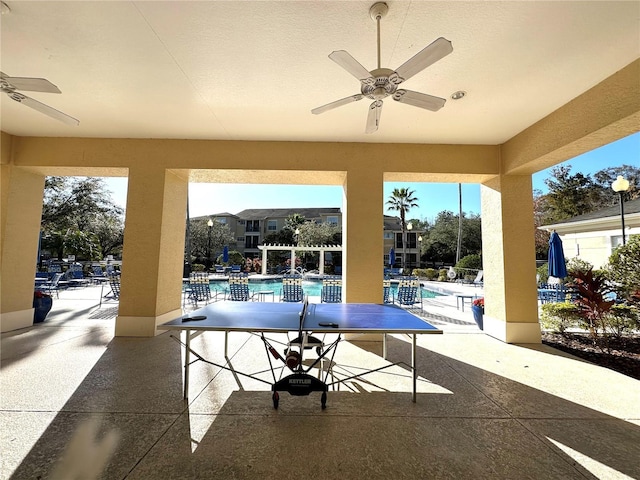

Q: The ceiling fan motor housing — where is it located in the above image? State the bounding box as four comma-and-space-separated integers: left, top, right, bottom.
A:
361, 67, 397, 100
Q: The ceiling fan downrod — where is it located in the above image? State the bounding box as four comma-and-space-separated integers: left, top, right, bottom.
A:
369, 2, 388, 70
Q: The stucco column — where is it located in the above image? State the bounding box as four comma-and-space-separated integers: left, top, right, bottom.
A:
343, 168, 384, 303
115, 168, 188, 336
480, 175, 541, 343
0, 166, 46, 332
261, 247, 267, 275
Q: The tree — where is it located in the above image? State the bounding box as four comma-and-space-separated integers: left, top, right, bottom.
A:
187, 218, 235, 266
533, 190, 551, 259
41, 177, 124, 261
386, 188, 419, 269
295, 221, 341, 246
592, 164, 640, 203
422, 211, 481, 265
539, 164, 640, 225
543, 166, 599, 222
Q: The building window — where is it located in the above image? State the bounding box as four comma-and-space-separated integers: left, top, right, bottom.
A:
327, 216, 338, 225
395, 232, 403, 248
245, 235, 259, 248
407, 232, 417, 249
246, 220, 260, 232
267, 220, 277, 231
611, 235, 625, 250
216, 218, 227, 224
238, 220, 245, 225
384, 232, 394, 240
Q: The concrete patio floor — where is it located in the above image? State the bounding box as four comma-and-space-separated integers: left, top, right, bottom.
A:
1, 284, 639, 479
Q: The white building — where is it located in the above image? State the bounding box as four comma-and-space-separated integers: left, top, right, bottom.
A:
540, 198, 640, 268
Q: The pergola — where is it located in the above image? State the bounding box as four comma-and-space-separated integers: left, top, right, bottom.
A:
258, 244, 343, 275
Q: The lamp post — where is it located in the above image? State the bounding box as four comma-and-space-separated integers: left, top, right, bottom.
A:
418, 235, 423, 269
207, 219, 213, 270
611, 176, 630, 245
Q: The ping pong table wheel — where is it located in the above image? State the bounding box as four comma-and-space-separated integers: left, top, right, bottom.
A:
272, 391, 279, 409
321, 391, 327, 410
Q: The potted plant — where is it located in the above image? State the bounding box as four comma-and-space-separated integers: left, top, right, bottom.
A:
33, 290, 53, 323
471, 297, 484, 330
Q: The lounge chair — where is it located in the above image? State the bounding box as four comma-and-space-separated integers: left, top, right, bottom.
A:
383, 278, 392, 304
214, 264, 225, 275
99, 274, 121, 306
473, 270, 484, 287
280, 274, 304, 302
392, 276, 422, 309
91, 265, 109, 284
320, 276, 342, 303
227, 272, 254, 301
66, 265, 89, 288
185, 272, 212, 308
230, 264, 242, 273
36, 272, 66, 298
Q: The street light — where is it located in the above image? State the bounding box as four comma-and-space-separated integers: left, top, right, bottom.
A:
207, 219, 213, 270
611, 176, 630, 245
418, 235, 423, 269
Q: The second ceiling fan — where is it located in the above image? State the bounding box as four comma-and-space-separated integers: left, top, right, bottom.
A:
311, 2, 453, 133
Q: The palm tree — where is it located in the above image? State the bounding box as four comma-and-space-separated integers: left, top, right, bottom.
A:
386, 188, 419, 270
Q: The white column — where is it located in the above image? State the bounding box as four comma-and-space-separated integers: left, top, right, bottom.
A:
261, 247, 268, 275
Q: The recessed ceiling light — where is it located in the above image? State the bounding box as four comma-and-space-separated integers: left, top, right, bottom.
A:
451, 91, 466, 100
1, 2, 11, 15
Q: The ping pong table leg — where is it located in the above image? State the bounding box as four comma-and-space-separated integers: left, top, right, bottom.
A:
184, 330, 191, 399
412, 334, 417, 403
382, 332, 387, 360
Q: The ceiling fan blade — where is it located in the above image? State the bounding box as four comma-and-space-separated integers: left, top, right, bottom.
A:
392, 37, 453, 84
0, 72, 61, 93
392, 89, 446, 112
328, 51, 374, 84
365, 100, 383, 134
311, 94, 364, 115
6, 92, 79, 126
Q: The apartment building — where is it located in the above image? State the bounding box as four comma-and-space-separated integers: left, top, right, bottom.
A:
199, 208, 422, 268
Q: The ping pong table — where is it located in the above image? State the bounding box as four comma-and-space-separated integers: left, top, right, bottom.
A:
159, 300, 441, 409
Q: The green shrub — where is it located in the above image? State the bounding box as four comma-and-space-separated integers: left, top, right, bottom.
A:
191, 263, 206, 272
540, 302, 580, 333
606, 235, 640, 301
605, 304, 640, 338
423, 268, 438, 280
412, 268, 439, 280
455, 254, 482, 277
536, 263, 549, 284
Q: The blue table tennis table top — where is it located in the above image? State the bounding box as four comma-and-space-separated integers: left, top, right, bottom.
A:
160, 301, 442, 335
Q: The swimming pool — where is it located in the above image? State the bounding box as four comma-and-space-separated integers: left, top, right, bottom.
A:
206, 279, 443, 299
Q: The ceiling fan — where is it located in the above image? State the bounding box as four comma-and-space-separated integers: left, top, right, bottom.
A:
1, 71, 79, 126
311, 2, 452, 133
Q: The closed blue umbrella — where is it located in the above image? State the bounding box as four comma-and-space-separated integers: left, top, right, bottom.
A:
389, 247, 396, 267
223, 245, 229, 263
548, 231, 567, 279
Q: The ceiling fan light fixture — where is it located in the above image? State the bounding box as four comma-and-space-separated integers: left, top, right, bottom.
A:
451, 90, 466, 100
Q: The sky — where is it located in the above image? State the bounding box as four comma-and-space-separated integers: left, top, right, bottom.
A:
104, 132, 639, 222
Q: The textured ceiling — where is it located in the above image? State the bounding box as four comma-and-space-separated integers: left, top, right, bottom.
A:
1, 1, 639, 144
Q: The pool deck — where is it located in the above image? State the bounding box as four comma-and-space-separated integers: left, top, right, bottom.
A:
3, 282, 639, 479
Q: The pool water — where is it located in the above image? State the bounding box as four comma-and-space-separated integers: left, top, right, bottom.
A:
207, 280, 442, 299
